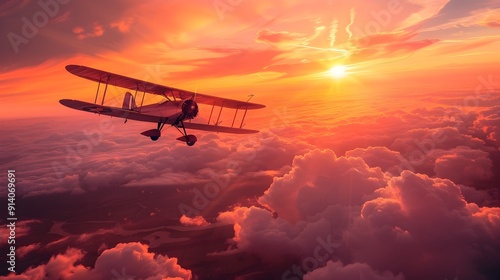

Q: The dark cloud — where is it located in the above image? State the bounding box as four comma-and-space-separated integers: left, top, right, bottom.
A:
0, 0, 138, 71
425, 0, 500, 27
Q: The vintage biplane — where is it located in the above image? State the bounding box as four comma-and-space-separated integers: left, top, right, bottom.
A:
60, 65, 265, 146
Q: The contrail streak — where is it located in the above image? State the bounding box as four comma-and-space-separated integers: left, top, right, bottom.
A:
345, 7, 356, 40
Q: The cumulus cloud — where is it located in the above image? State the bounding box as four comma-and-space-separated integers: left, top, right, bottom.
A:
259, 149, 386, 223
351, 171, 500, 279
217, 149, 500, 279
304, 261, 404, 280
345, 146, 407, 175
2, 248, 87, 280
2, 242, 192, 280
433, 146, 493, 185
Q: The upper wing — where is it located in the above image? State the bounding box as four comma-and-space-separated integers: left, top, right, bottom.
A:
66, 65, 265, 110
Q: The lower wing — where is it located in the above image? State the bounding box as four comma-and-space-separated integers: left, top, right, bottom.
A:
59, 99, 168, 123
59, 99, 259, 134
183, 122, 258, 134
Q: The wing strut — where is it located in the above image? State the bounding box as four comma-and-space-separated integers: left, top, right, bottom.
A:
215, 102, 224, 126
240, 106, 248, 128
94, 78, 101, 104
208, 102, 215, 124
134, 84, 138, 100
231, 107, 239, 127
139, 86, 146, 113
101, 75, 110, 105
239, 95, 253, 128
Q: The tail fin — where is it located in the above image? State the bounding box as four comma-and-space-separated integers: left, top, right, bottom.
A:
122, 92, 138, 110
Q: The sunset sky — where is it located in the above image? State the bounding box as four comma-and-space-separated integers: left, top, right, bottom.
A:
1, 0, 500, 279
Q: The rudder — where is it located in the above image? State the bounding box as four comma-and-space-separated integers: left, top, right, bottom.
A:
122, 92, 138, 110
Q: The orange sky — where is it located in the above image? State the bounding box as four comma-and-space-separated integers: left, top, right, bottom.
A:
1, 0, 499, 120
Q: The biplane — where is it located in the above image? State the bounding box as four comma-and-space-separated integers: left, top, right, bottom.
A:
59, 65, 265, 146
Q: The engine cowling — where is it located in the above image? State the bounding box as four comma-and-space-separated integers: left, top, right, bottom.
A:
181, 99, 199, 119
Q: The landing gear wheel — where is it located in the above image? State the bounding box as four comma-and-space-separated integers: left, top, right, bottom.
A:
141, 129, 161, 141
174, 121, 197, 146
185, 135, 197, 146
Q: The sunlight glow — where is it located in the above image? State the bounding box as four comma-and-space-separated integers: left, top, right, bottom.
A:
328, 65, 347, 79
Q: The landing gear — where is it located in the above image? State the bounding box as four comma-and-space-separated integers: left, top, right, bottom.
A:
178, 134, 197, 146
140, 120, 166, 141
139, 118, 197, 146
174, 120, 197, 146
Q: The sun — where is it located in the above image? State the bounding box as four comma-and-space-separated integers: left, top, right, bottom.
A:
328, 65, 347, 79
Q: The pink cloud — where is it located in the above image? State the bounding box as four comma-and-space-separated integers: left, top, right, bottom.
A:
73, 23, 105, 40
351, 32, 418, 48
180, 215, 210, 226
304, 261, 404, 280
2, 248, 88, 280
345, 146, 407, 175
3, 243, 192, 280
167, 47, 282, 80
110, 17, 135, 33
257, 29, 310, 45
216, 149, 500, 279
92, 242, 191, 279
348, 171, 500, 279
434, 37, 499, 55
17, 243, 42, 259
433, 146, 493, 185
384, 38, 438, 54
0, 219, 40, 245
258, 149, 386, 223
347, 31, 439, 62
